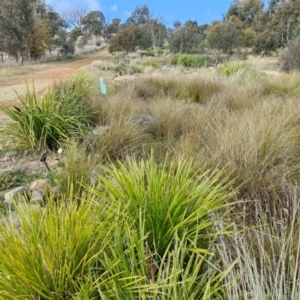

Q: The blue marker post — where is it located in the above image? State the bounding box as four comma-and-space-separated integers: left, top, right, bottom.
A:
100, 77, 107, 94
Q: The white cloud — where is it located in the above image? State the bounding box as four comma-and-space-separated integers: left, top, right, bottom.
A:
110, 4, 118, 12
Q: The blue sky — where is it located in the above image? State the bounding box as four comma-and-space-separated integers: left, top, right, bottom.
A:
46, 0, 233, 26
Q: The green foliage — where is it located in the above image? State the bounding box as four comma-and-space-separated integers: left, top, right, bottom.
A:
0, 198, 116, 299
0, 157, 234, 299
0, 72, 94, 150
218, 61, 248, 76
170, 54, 213, 68
169, 20, 207, 54
95, 156, 233, 256
141, 60, 159, 68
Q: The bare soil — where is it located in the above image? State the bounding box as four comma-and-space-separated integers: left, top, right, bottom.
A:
0, 49, 110, 179
0, 49, 110, 110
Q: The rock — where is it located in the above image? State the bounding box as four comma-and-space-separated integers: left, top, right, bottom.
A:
30, 179, 52, 192
132, 114, 160, 135
30, 189, 45, 205
112, 75, 138, 87
92, 125, 110, 136
49, 157, 60, 169
0, 212, 21, 229
4, 187, 27, 206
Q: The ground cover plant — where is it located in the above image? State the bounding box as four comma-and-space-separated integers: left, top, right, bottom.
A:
2, 52, 300, 298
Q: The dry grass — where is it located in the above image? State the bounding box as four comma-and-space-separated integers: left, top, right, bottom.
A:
3, 53, 300, 298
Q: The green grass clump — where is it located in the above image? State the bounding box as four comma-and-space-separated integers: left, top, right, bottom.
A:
142, 60, 159, 68
218, 61, 248, 76
171, 54, 213, 68
95, 155, 233, 256
0, 197, 115, 299
0, 72, 94, 150
0, 156, 234, 299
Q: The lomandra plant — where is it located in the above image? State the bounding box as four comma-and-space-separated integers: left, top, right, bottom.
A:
94, 155, 234, 256
0, 72, 93, 151
0, 195, 116, 299
87, 156, 235, 299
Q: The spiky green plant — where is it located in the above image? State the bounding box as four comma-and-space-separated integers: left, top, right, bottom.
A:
94, 155, 234, 256
0, 72, 94, 150
0, 195, 115, 299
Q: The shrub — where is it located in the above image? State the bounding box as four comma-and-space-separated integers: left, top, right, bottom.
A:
279, 37, 300, 72
0, 72, 94, 150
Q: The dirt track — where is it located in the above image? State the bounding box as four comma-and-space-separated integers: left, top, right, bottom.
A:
0, 49, 110, 109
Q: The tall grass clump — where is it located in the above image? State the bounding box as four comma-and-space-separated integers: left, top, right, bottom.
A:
260, 73, 300, 96
0, 157, 235, 299
219, 191, 300, 299
95, 155, 234, 256
171, 54, 213, 68
93, 58, 142, 75
0, 196, 116, 299
88, 155, 234, 298
133, 74, 223, 103
218, 61, 248, 77
51, 139, 100, 197
0, 72, 94, 150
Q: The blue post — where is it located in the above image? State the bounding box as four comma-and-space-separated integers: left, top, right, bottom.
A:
100, 78, 106, 94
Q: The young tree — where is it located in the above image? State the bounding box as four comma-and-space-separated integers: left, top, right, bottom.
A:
107, 18, 121, 35
0, 0, 35, 64
54, 29, 75, 58
145, 18, 167, 55
169, 20, 206, 53
207, 16, 246, 54
126, 5, 150, 26
108, 25, 140, 53
81, 10, 105, 37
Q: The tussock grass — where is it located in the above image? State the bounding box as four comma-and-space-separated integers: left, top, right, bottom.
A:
3, 56, 300, 297
0, 72, 94, 150
0, 156, 233, 299
219, 190, 300, 299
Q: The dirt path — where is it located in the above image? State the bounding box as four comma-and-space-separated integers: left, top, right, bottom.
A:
0, 49, 110, 109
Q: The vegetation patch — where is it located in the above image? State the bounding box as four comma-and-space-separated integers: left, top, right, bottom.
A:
170, 54, 214, 68
0, 72, 94, 151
